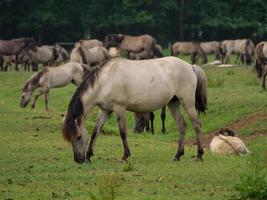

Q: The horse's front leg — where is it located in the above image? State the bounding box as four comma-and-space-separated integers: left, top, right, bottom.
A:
167, 100, 187, 161
161, 106, 166, 133
85, 110, 111, 162
114, 106, 131, 161
44, 91, 49, 111
149, 112, 155, 134
31, 90, 44, 109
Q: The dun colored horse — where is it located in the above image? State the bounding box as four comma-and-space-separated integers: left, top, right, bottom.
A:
70, 43, 109, 67
18, 44, 60, 71
79, 39, 103, 49
0, 37, 37, 71
104, 34, 162, 59
200, 41, 221, 60
171, 42, 207, 64
20, 62, 89, 111
220, 39, 255, 65
63, 57, 207, 163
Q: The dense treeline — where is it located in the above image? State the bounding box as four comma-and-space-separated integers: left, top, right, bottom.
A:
0, 0, 266, 45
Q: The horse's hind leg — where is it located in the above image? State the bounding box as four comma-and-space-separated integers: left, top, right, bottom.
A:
183, 101, 204, 161
261, 65, 267, 89
114, 106, 131, 161
44, 91, 49, 111
161, 106, 166, 133
86, 110, 111, 162
167, 100, 187, 161
149, 112, 155, 134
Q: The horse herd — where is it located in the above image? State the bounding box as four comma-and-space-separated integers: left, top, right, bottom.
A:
1, 34, 264, 163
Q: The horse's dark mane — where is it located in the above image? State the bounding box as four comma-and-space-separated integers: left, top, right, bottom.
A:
77, 46, 88, 64
22, 68, 48, 92
63, 60, 112, 142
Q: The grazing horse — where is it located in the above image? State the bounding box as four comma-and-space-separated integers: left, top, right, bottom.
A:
20, 62, 89, 111
171, 42, 207, 64
200, 41, 221, 60
0, 37, 37, 71
104, 34, 162, 59
254, 42, 267, 89
63, 57, 207, 163
220, 39, 255, 65
70, 44, 110, 67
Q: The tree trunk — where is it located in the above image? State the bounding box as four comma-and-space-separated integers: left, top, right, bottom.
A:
179, 0, 185, 41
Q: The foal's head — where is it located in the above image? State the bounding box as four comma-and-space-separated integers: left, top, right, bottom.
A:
20, 71, 45, 108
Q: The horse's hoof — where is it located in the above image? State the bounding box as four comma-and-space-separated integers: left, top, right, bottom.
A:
84, 158, 92, 163
31, 105, 35, 109
194, 157, 203, 162
173, 156, 180, 161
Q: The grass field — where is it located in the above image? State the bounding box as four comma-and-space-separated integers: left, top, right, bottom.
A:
0, 55, 266, 200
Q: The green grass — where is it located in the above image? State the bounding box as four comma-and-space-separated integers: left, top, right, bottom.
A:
0, 56, 267, 200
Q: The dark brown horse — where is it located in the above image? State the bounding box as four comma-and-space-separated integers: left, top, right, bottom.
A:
0, 37, 37, 71
104, 34, 163, 59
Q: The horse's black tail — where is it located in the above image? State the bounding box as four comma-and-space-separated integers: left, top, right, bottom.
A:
193, 42, 207, 64
192, 65, 208, 113
152, 39, 164, 58
254, 42, 267, 78
245, 39, 253, 65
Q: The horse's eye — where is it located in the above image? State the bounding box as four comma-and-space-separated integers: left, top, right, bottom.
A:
77, 136, 81, 140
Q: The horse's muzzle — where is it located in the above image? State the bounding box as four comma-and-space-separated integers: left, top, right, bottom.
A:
74, 153, 85, 164
20, 100, 29, 108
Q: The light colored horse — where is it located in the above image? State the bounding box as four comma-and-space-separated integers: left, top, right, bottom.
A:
254, 41, 267, 89
63, 57, 207, 163
210, 129, 249, 155
105, 34, 162, 59
2, 54, 31, 71
79, 39, 103, 49
200, 41, 221, 60
20, 62, 89, 111
171, 42, 207, 64
70, 44, 110, 67
221, 39, 255, 64
129, 44, 164, 60
18, 44, 60, 70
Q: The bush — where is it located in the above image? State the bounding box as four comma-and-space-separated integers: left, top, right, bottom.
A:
232, 157, 267, 200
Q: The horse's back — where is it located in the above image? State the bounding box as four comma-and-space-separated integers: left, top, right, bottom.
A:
97, 57, 197, 111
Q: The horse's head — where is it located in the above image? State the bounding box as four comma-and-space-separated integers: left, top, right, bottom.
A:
104, 34, 124, 48
63, 93, 89, 164
25, 38, 37, 52
20, 82, 32, 108
71, 121, 89, 163
20, 72, 42, 108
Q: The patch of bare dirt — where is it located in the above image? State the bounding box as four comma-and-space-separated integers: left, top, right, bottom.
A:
189, 111, 267, 148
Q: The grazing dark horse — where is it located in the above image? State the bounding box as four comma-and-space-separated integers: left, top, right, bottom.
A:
104, 34, 163, 59
63, 57, 207, 163
254, 42, 267, 89
0, 37, 37, 71
171, 42, 207, 64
